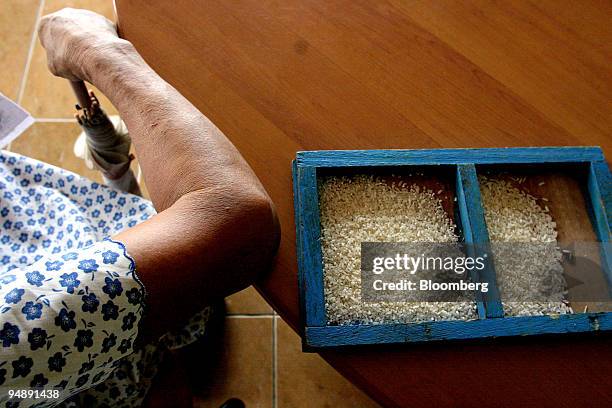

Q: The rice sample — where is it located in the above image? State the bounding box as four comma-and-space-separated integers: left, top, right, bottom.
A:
479, 176, 573, 316
319, 175, 478, 325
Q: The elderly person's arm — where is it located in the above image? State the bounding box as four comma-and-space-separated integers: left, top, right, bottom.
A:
38, 9, 280, 337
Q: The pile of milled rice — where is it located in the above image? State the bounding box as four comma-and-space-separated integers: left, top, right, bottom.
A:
319, 175, 477, 325
479, 176, 572, 316
319, 174, 572, 326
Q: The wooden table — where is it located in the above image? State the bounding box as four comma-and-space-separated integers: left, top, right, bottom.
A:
115, 1, 612, 406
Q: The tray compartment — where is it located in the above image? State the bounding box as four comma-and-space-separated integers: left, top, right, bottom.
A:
476, 163, 612, 315
316, 165, 482, 325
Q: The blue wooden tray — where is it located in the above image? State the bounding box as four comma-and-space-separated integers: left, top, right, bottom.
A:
292, 147, 612, 349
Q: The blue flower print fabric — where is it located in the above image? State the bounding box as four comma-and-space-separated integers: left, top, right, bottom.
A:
0, 151, 212, 407
0, 239, 145, 407
0, 151, 158, 407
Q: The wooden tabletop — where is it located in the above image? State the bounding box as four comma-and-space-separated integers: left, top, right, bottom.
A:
115, 1, 612, 406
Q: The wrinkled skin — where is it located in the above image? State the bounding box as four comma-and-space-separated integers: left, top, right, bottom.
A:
38, 7, 280, 342
39, 8, 123, 82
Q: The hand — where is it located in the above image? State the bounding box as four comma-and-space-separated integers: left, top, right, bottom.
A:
38, 8, 133, 82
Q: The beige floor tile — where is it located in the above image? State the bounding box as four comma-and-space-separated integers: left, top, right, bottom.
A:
192, 317, 273, 408
20, 0, 118, 118
277, 318, 381, 408
0, 0, 40, 101
10, 121, 102, 182
226, 286, 273, 315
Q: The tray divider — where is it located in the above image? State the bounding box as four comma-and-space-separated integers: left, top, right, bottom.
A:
456, 164, 503, 318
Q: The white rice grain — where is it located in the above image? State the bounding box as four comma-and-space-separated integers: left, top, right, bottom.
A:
318, 173, 572, 325
479, 176, 573, 316
319, 175, 477, 325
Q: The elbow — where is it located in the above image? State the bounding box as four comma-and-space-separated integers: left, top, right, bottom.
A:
227, 187, 280, 286
220, 187, 280, 292
187, 184, 280, 289
242, 189, 281, 270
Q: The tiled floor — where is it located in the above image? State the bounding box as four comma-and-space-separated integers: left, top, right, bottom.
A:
0, 1, 380, 407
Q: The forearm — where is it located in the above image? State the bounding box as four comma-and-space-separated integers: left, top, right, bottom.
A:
97, 43, 279, 333
87, 41, 264, 211
38, 7, 280, 338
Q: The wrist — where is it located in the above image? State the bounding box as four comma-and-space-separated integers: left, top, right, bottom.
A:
84, 40, 164, 117
81, 38, 138, 84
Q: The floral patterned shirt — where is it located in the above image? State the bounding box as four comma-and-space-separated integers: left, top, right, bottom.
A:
0, 151, 210, 408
